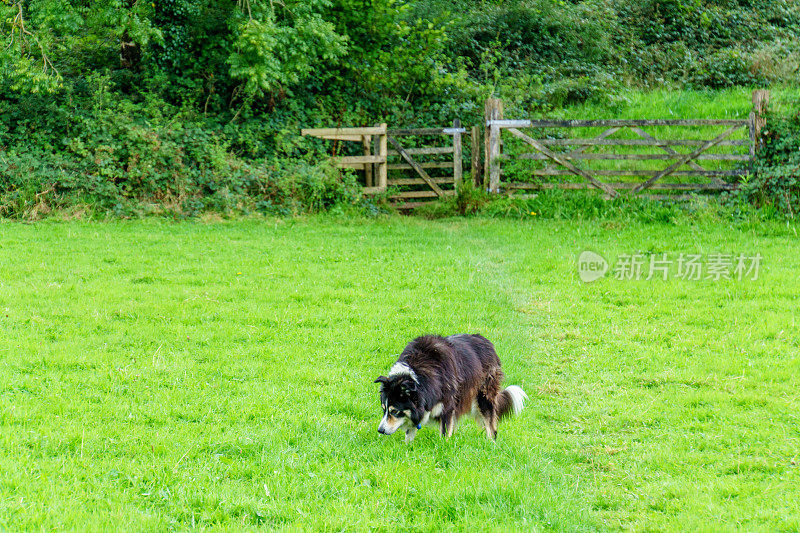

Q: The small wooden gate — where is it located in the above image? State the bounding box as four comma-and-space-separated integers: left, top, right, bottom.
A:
302, 120, 468, 208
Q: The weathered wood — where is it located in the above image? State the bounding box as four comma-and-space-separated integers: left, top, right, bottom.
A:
631, 125, 744, 193
386, 146, 454, 156
377, 124, 388, 190
488, 124, 501, 193
535, 138, 749, 147
388, 136, 446, 198
390, 190, 456, 199
362, 186, 384, 195
526, 169, 747, 177
301, 126, 386, 137
471, 126, 482, 186
540, 126, 620, 175
751, 89, 770, 152
335, 155, 385, 166
630, 127, 705, 173
453, 119, 462, 191
517, 153, 750, 161
506, 128, 619, 197
388, 127, 466, 135
363, 135, 373, 187
488, 119, 749, 128
308, 134, 365, 141
484, 98, 503, 189
389, 177, 455, 186
503, 182, 737, 191
387, 161, 454, 170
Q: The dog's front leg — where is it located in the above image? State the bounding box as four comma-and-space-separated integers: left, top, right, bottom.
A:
440, 411, 455, 438
405, 427, 417, 443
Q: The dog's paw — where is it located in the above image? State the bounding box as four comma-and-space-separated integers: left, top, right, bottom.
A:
405, 429, 417, 443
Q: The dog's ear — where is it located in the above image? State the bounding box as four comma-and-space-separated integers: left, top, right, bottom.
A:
374, 376, 388, 385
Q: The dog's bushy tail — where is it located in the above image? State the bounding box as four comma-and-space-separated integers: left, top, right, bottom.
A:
496, 385, 528, 419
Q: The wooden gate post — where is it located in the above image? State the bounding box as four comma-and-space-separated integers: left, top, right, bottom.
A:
470, 126, 482, 187
452, 119, 463, 192
484, 98, 503, 193
362, 135, 373, 187
377, 123, 388, 190
750, 89, 770, 157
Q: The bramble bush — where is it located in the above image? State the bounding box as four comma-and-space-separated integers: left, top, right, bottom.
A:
738, 105, 800, 219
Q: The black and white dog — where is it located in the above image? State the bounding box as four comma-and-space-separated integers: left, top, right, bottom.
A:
375, 334, 527, 442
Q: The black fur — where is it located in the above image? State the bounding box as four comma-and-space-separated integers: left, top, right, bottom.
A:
375, 334, 525, 441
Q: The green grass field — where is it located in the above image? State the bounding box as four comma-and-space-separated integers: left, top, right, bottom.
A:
2, 217, 799, 531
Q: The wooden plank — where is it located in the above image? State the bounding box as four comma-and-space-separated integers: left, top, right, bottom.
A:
387, 162, 454, 170
506, 127, 618, 197
632, 125, 744, 193
453, 119, 462, 191
540, 126, 620, 175
306, 134, 364, 141
517, 153, 751, 161
386, 146, 454, 156
489, 119, 748, 128
489, 124, 501, 193
503, 182, 737, 191
363, 135, 373, 187
484, 98, 503, 189
390, 190, 456, 199
301, 126, 386, 137
388, 136, 446, 198
630, 126, 705, 173
389, 177, 454, 186
388, 128, 466, 135
536, 138, 749, 147
377, 125, 388, 190
526, 169, 747, 177
362, 186, 383, 195
335, 155, 385, 165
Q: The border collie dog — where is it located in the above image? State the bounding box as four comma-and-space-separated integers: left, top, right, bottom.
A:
375, 334, 527, 442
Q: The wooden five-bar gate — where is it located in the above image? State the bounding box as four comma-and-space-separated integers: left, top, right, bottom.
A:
302, 90, 769, 206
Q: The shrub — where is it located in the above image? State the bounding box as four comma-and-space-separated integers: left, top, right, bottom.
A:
738, 106, 800, 218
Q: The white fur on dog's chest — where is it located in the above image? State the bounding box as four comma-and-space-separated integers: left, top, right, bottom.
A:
418, 402, 444, 427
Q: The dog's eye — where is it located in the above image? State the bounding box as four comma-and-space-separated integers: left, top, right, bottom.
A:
390, 409, 403, 418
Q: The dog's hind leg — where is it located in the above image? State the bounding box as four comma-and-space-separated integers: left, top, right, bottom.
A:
477, 392, 498, 440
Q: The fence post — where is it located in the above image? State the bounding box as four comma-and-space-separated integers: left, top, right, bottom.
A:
377, 123, 388, 190
362, 135, 373, 187
452, 119, 462, 193
484, 98, 503, 193
470, 126, 481, 187
749, 89, 770, 158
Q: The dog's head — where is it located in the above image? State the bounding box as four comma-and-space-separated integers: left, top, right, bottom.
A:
374, 374, 422, 435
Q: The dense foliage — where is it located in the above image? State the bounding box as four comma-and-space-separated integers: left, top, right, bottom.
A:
742, 104, 800, 218
0, 0, 798, 218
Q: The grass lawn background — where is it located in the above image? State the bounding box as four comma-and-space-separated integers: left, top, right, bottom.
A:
1, 217, 798, 531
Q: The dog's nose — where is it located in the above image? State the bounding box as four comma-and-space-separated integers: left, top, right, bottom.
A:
377, 427, 386, 434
